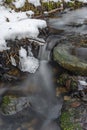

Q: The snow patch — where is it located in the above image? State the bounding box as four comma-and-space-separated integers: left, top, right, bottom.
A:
0, 7, 34, 24
19, 47, 39, 73
42, 0, 61, 2
0, 18, 46, 46
10, 56, 17, 66
78, 0, 87, 3
78, 80, 87, 90
13, 0, 26, 8
0, 6, 46, 52
28, 0, 41, 7
12, 0, 41, 8
78, 80, 87, 86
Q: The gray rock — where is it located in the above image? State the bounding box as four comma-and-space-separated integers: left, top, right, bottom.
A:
53, 44, 87, 75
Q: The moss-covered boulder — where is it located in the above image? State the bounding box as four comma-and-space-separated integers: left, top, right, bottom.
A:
53, 44, 87, 75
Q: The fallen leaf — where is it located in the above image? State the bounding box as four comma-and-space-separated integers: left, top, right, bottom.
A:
71, 101, 81, 108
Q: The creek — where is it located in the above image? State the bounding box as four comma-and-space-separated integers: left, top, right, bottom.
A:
0, 7, 87, 130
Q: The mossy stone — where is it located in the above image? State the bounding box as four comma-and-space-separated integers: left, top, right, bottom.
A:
53, 44, 87, 75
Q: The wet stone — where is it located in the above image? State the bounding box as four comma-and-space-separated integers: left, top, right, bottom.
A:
1, 96, 30, 115
0, 118, 4, 126
53, 43, 87, 75
21, 119, 38, 129
16, 128, 21, 130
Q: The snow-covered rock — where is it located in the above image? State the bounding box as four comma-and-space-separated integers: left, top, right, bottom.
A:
0, 6, 47, 51
19, 47, 39, 73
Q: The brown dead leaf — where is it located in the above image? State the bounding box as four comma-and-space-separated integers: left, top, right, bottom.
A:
71, 101, 81, 108
56, 87, 67, 96
66, 79, 71, 90
64, 96, 71, 101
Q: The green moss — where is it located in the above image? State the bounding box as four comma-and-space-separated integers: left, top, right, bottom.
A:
42, 1, 61, 11
70, 80, 77, 91
57, 1, 62, 7
57, 73, 69, 86
67, 2, 75, 8
57, 73, 78, 91
42, 2, 54, 11
2, 96, 10, 105
5, 0, 13, 4
60, 111, 82, 130
1, 96, 11, 113
74, 1, 83, 8
66, 1, 83, 8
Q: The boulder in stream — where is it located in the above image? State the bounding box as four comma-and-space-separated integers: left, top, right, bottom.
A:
53, 44, 87, 75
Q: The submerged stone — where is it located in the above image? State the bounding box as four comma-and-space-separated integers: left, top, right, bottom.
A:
1, 95, 30, 115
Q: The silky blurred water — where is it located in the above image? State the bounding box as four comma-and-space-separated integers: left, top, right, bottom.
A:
49, 7, 87, 34
0, 7, 87, 130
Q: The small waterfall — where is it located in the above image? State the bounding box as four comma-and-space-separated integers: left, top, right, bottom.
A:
38, 35, 59, 61
38, 43, 51, 61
